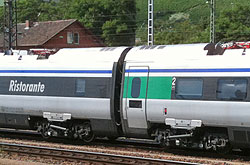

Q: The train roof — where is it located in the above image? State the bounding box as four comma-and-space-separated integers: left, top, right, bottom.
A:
48, 47, 127, 68
126, 43, 250, 60
125, 43, 208, 61
1, 43, 250, 73
0, 47, 127, 71
50, 47, 126, 62
124, 43, 250, 69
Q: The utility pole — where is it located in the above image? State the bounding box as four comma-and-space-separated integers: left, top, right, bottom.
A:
148, 0, 153, 45
209, 0, 215, 43
3, 0, 17, 53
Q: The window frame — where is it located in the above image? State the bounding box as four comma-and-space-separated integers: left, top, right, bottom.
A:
131, 77, 141, 98
175, 77, 204, 100
216, 78, 248, 101
75, 78, 86, 96
67, 32, 80, 44
67, 32, 73, 44
73, 32, 79, 44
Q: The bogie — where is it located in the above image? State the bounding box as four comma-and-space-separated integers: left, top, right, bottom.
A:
154, 126, 231, 152
35, 119, 95, 143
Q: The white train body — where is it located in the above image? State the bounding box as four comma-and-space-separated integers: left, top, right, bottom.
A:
1, 44, 250, 150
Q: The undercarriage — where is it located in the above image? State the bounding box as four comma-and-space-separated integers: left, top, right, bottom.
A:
154, 127, 231, 153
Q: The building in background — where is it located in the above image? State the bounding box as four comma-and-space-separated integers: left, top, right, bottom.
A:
0, 19, 104, 50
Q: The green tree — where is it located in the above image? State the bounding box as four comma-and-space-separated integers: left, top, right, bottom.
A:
0, 7, 4, 32
17, 0, 60, 22
153, 15, 209, 45
11, 0, 136, 46
216, 5, 250, 42
64, 0, 136, 46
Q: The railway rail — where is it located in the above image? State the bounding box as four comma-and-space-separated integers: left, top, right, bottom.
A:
2, 129, 250, 164
0, 142, 197, 165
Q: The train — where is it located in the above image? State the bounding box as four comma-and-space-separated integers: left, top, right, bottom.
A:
0, 43, 250, 152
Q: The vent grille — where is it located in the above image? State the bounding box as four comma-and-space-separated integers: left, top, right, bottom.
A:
139, 45, 165, 50
100, 47, 116, 51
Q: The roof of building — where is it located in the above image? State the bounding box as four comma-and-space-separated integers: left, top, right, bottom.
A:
0, 19, 100, 48
18, 19, 77, 46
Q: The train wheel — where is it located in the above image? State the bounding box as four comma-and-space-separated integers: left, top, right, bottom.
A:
203, 134, 231, 154
75, 122, 95, 143
82, 122, 95, 143
38, 121, 50, 139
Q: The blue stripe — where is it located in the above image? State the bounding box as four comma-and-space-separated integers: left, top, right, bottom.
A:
0, 70, 112, 74
126, 68, 250, 73
1, 68, 250, 74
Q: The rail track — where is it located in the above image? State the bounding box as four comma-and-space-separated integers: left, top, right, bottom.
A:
0, 129, 161, 151
2, 129, 250, 164
0, 142, 197, 165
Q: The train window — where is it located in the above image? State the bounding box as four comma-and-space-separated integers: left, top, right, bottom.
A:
76, 79, 86, 96
217, 79, 247, 101
175, 78, 203, 99
131, 77, 141, 98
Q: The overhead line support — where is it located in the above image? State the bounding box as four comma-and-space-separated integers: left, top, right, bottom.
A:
209, 0, 215, 43
148, 0, 154, 45
3, 0, 17, 53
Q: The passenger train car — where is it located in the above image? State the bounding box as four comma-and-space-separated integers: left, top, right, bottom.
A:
0, 43, 250, 152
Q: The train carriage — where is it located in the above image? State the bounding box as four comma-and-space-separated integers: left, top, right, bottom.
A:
0, 47, 128, 141
121, 44, 250, 151
1, 43, 250, 152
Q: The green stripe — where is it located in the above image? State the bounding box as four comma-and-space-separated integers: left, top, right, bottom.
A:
123, 76, 172, 99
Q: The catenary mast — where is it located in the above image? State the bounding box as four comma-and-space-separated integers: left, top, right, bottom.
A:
3, 0, 17, 54
148, 0, 153, 45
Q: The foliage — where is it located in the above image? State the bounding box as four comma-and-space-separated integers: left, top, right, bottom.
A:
169, 13, 190, 23
216, 5, 250, 42
136, 0, 250, 45
154, 20, 209, 45
17, 0, 60, 22
0, 7, 4, 31
2, 0, 250, 46
63, 0, 136, 46
0, 0, 136, 46
136, 0, 211, 45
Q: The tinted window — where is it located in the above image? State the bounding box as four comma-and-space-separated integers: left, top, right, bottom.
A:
217, 79, 247, 100
175, 78, 203, 99
76, 79, 85, 96
131, 77, 141, 98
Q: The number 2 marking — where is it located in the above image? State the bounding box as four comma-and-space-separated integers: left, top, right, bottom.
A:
172, 77, 176, 86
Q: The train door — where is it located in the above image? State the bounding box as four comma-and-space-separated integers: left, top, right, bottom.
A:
125, 66, 149, 129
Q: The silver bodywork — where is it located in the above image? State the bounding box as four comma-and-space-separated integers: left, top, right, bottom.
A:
0, 47, 128, 126
146, 99, 250, 127
0, 95, 111, 120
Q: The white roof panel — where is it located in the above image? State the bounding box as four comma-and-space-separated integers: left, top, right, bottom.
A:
125, 43, 250, 69
0, 47, 128, 71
